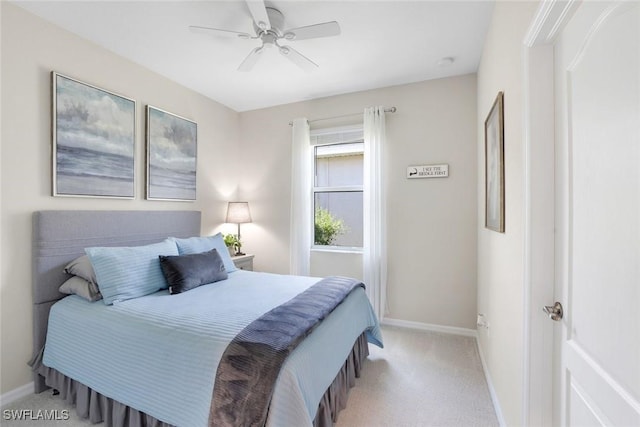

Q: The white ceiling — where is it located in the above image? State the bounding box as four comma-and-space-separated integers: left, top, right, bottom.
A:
13, 0, 494, 112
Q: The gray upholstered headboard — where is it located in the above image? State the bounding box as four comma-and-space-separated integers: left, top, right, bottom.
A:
32, 210, 201, 392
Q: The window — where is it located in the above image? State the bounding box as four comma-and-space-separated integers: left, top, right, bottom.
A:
311, 127, 364, 249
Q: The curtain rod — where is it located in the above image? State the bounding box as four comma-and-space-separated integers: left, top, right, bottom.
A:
288, 107, 396, 126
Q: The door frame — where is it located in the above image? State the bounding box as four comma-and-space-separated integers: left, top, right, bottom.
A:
521, 1, 580, 425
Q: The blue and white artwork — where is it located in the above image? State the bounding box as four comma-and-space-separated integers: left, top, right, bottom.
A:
53, 73, 135, 198
146, 106, 197, 201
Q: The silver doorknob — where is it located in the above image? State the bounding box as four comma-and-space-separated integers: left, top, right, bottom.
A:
543, 302, 563, 321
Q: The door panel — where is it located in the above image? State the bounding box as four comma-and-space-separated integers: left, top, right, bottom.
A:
555, 1, 640, 425
569, 377, 608, 426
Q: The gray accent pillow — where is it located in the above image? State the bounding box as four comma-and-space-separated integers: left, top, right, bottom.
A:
64, 255, 100, 296
159, 249, 228, 295
59, 276, 103, 302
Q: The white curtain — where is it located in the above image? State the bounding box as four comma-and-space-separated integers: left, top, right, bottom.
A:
289, 118, 312, 276
363, 106, 388, 320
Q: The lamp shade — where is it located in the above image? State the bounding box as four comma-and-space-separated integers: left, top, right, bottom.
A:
226, 202, 252, 224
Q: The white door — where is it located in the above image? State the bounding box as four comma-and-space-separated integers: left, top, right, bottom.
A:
553, 1, 640, 425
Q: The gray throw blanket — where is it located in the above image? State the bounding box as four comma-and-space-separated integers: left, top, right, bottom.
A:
209, 276, 365, 427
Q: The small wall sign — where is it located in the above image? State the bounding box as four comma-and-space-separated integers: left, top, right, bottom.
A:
406, 164, 449, 179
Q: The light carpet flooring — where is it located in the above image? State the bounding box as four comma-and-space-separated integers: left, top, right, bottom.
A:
335, 326, 498, 426
2, 326, 498, 427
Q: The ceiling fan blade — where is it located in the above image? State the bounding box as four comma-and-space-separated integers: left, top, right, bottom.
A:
189, 25, 252, 39
246, 0, 271, 31
279, 45, 318, 72
283, 21, 341, 41
238, 46, 264, 72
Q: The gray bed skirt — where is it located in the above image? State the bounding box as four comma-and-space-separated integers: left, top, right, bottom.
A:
313, 333, 369, 427
35, 333, 369, 427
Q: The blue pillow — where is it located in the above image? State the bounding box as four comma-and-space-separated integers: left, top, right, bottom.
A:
169, 233, 237, 273
159, 249, 228, 295
85, 239, 179, 305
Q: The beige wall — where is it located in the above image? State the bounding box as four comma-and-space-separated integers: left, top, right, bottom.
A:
476, 2, 540, 425
310, 251, 363, 281
238, 74, 478, 329
0, 3, 240, 394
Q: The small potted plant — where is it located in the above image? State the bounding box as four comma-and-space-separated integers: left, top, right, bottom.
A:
223, 233, 240, 256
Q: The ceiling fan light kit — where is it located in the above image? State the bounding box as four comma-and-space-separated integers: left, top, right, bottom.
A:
189, 0, 340, 72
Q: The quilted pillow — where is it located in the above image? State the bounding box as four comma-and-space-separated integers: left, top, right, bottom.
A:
85, 239, 179, 305
169, 233, 237, 273
159, 249, 228, 295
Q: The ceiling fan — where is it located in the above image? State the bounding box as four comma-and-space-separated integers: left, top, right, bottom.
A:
189, 0, 341, 72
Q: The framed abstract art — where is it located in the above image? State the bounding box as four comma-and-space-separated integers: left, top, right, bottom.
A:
146, 106, 197, 201
52, 72, 135, 198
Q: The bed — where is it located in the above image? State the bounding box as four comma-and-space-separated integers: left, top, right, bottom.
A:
30, 210, 382, 427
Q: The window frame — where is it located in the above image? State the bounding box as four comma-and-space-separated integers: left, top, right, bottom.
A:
310, 125, 364, 252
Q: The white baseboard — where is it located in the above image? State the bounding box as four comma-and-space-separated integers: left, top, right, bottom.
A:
475, 340, 507, 427
381, 317, 477, 337
0, 382, 33, 408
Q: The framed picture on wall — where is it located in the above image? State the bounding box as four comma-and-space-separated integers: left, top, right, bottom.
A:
484, 91, 505, 232
146, 106, 197, 201
52, 72, 136, 198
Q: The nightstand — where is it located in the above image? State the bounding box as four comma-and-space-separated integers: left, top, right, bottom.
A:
232, 254, 254, 271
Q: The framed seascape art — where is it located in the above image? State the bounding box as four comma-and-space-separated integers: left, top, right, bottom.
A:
52, 72, 135, 198
484, 91, 505, 233
146, 106, 197, 201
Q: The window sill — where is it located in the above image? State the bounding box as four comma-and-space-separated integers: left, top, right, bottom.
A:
311, 247, 363, 254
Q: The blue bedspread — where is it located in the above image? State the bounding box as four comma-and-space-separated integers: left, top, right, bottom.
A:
43, 270, 382, 427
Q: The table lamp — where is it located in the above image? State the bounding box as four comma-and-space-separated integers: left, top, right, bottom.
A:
225, 202, 252, 255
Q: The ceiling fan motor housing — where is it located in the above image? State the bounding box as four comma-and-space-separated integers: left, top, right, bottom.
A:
254, 7, 285, 37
